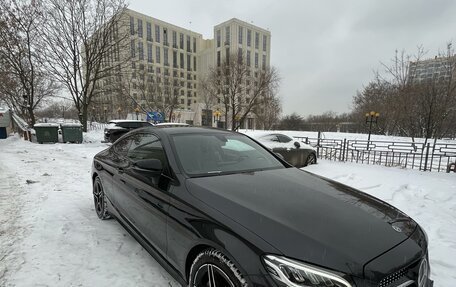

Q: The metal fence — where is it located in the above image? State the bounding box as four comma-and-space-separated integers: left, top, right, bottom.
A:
294, 135, 456, 173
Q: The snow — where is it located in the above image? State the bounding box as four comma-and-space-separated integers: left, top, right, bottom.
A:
0, 130, 455, 286
33, 123, 60, 127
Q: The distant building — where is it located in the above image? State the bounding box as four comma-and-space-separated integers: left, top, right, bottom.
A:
409, 56, 456, 83
94, 8, 271, 127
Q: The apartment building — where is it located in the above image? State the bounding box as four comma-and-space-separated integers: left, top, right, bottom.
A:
409, 56, 456, 83
95, 9, 271, 127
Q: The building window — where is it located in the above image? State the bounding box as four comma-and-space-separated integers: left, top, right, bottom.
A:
263, 35, 267, 51
187, 54, 191, 71
255, 32, 259, 49
147, 43, 152, 63
156, 46, 161, 63
137, 19, 143, 38
173, 51, 177, 67
225, 26, 230, 44
217, 51, 221, 66
155, 25, 160, 43
247, 29, 251, 46
180, 52, 184, 69
238, 26, 243, 44
186, 35, 191, 52
130, 39, 135, 58
172, 31, 177, 48
262, 54, 266, 69
138, 41, 144, 60
130, 16, 134, 35
216, 30, 221, 47
255, 52, 258, 68
179, 33, 184, 49
226, 48, 230, 62
238, 48, 242, 63
193, 56, 196, 71
163, 28, 168, 45
146, 22, 152, 41
246, 51, 251, 67
164, 48, 169, 66
193, 37, 197, 53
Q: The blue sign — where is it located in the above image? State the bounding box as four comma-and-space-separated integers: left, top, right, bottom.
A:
147, 111, 165, 123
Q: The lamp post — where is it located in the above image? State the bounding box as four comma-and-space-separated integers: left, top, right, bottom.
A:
365, 111, 380, 150
213, 109, 221, 128
117, 107, 122, 119
103, 107, 107, 123
135, 107, 140, 120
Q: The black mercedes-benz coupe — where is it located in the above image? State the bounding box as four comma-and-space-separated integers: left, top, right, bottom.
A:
91, 127, 433, 287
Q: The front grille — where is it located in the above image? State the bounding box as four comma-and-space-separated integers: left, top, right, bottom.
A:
378, 268, 408, 287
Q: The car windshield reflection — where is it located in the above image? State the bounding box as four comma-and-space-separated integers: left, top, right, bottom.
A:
171, 133, 284, 177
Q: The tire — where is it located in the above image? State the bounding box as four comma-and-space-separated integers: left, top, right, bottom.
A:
93, 176, 111, 220
304, 153, 317, 166
188, 249, 248, 287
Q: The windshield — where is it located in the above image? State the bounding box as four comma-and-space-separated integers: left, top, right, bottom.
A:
172, 133, 285, 176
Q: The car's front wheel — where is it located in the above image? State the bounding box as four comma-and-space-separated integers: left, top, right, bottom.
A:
304, 152, 317, 166
93, 176, 111, 220
189, 249, 248, 287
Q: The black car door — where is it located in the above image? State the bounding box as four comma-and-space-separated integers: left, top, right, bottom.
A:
121, 133, 170, 257
107, 137, 133, 212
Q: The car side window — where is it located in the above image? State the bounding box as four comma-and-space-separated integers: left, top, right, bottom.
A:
114, 137, 132, 156
261, 135, 279, 142
277, 135, 292, 143
127, 134, 166, 165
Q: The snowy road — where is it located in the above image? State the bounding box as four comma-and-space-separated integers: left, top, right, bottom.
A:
0, 132, 455, 286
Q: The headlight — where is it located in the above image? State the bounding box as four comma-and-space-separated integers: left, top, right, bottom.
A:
263, 255, 352, 287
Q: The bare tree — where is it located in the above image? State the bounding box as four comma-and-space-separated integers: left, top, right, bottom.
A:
40, 0, 129, 131
208, 52, 280, 131
0, 0, 59, 126
352, 44, 456, 140
253, 91, 281, 130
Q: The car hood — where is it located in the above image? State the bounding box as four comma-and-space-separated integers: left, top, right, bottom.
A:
186, 168, 416, 277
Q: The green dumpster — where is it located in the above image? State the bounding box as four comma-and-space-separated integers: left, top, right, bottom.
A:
61, 123, 83, 143
34, 123, 59, 144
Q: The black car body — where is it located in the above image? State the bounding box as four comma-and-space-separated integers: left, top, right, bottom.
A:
103, 120, 152, 143
91, 127, 433, 287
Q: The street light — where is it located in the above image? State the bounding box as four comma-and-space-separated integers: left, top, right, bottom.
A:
135, 107, 140, 120
103, 106, 107, 123
365, 111, 380, 150
117, 107, 122, 119
213, 109, 222, 128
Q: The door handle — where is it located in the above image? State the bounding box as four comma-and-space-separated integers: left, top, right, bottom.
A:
117, 167, 124, 174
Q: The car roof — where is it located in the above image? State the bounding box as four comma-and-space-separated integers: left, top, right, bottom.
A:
135, 126, 238, 136
109, 120, 150, 123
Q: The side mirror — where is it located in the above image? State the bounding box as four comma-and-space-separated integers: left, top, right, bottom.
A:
134, 159, 163, 174
294, 141, 301, 149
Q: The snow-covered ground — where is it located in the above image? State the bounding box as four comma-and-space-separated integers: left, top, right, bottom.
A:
0, 131, 455, 286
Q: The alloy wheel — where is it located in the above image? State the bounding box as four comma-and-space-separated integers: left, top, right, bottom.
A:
193, 263, 236, 287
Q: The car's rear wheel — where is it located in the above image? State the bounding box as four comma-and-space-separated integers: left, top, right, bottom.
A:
304, 153, 317, 166
189, 249, 247, 287
93, 176, 111, 220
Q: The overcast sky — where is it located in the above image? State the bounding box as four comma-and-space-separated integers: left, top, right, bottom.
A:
130, 0, 456, 117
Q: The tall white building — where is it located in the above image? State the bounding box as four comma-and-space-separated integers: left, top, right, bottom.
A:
96, 9, 271, 126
